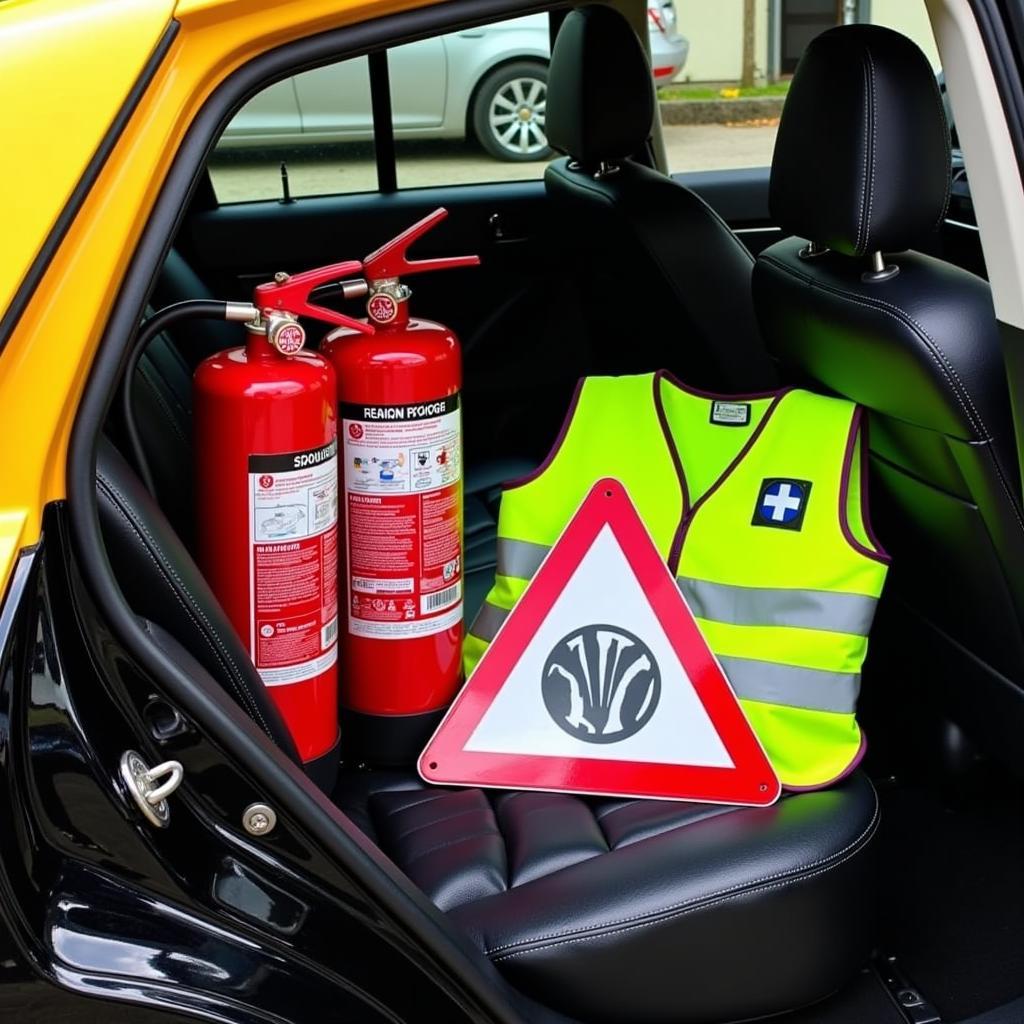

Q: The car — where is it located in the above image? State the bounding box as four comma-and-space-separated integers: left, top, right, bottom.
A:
2, 1, 1023, 1023
220, 5, 688, 161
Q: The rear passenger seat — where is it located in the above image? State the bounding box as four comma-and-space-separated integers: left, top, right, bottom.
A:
94, 248, 881, 1024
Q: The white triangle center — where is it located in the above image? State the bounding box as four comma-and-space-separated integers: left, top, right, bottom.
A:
465, 525, 735, 768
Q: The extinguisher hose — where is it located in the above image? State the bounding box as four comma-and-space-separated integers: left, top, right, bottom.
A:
122, 299, 257, 500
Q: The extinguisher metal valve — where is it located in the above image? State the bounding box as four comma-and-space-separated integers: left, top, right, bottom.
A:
341, 280, 369, 301
253, 259, 375, 336
224, 301, 261, 323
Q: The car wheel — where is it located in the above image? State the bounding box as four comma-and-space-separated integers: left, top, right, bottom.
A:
472, 61, 551, 162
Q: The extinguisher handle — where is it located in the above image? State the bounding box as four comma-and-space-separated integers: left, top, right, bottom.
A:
254, 259, 375, 334
362, 207, 480, 281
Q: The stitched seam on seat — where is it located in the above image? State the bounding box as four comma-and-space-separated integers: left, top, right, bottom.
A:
393, 805, 489, 842
595, 803, 738, 847
380, 791, 451, 817
404, 828, 503, 865
97, 475, 273, 738
856, 55, 868, 254
483, 784, 879, 956
489, 825, 876, 963
515, 802, 610, 855
759, 254, 988, 437
759, 255, 1024, 534
862, 46, 877, 257
979, 442, 1024, 536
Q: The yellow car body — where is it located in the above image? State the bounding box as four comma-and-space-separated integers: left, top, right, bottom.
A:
0, 0, 421, 600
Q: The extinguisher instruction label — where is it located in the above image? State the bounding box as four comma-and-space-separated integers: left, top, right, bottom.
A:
247, 440, 339, 686
342, 394, 462, 640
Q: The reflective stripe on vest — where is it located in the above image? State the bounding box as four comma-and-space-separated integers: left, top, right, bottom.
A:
465, 373, 889, 789
491, 538, 879, 635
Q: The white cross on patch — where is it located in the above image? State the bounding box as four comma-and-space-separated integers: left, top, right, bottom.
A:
762, 482, 802, 522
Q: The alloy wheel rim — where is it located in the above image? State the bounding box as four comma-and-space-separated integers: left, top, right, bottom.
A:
488, 77, 548, 156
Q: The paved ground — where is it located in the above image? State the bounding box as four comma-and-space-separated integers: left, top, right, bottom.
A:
207, 123, 779, 203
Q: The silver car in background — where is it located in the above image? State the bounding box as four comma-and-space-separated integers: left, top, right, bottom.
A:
221, 6, 688, 162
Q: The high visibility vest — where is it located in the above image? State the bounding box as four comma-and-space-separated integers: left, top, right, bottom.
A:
464, 372, 890, 790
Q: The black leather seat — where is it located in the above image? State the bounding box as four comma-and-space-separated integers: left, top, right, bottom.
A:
753, 25, 1024, 772
334, 768, 878, 1024
543, 5, 776, 392
97, 425, 881, 1021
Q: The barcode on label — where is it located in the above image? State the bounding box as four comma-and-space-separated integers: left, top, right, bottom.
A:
321, 617, 338, 649
421, 582, 461, 615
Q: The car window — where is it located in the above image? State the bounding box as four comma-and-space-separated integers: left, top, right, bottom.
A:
666, 0, 942, 174
206, 9, 694, 202
205, 1, 944, 203
207, 56, 377, 202
207, 14, 573, 204
391, 15, 556, 188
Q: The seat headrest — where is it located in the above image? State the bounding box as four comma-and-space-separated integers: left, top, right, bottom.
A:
769, 25, 950, 257
546, 5, 655, 168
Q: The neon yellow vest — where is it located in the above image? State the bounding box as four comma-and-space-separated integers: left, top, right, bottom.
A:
464, 372, 889, 789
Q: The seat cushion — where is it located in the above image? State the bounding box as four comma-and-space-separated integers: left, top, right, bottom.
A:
334, 769, 879, 1024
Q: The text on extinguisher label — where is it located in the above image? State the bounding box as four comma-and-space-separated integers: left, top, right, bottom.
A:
343, 393, 462, 640
341, 395, 459, 423
247, 440, 339, 685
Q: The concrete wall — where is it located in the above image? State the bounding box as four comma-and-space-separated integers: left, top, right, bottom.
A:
675, 0, 770, 84
868, 0, 941, 68
675, 0, 938, 83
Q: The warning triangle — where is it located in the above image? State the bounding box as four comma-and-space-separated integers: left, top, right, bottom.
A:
419, 478, 780, 806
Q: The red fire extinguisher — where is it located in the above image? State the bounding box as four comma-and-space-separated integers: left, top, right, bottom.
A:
320, 209, 479, 761
193, 260, 374, 781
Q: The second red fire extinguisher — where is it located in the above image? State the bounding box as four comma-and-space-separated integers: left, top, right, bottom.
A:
321, 209, 480, 761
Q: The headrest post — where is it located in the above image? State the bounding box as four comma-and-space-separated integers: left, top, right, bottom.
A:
861, 251, 900, 284
798, 241, 828, 260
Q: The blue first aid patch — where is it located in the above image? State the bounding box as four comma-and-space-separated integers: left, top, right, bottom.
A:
752, 478, 812, 531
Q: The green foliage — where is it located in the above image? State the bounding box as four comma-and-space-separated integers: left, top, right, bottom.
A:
658, 82, 791, 101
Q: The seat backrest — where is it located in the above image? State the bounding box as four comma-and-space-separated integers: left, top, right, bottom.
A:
95, 436, 342, 790
114, 249, 238, 543
542, 4, 776, 392
753, 24, 1024, 768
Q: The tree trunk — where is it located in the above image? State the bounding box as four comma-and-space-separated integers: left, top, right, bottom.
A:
741, 0, 757, 88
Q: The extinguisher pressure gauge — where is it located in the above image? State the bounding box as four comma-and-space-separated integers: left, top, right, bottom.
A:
265, 312, 306, 355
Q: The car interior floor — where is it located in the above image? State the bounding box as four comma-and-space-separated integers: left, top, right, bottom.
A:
876, 767, 1024, 1021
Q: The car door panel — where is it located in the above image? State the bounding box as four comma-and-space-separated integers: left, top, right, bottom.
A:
182, 182, 584, 469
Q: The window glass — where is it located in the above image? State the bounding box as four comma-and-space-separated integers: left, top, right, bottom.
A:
391, 16, 555, 187
665, 0, 941, 174
207, 57, 377, 203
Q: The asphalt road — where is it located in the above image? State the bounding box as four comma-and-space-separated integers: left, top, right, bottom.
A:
208, 123, 779, 203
